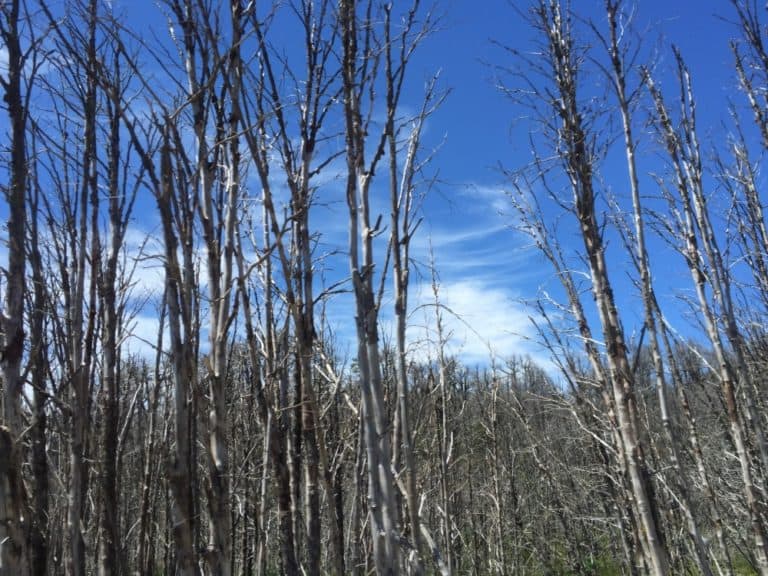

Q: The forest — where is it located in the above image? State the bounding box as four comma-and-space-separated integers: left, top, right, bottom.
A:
2, 0, 768, 575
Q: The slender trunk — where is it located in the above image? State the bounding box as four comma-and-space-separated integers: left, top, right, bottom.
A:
537, 3, 669, 572
489, 386, 507, 576
98, 51, 130, 576
99, 284, 121, 576
604, 5, 712, 573
277, 366, 301, 576
327, 396, 346, 575
157, 132, 200, 576
295, 170, 321, 576
255, 412, 271, 576
348, 410, 366, 576
69, 4, 100, 571
340, 2, 400, 571
28, 135, 49, 576
388, 66, 435, 574
430, 276, 454, 575
296, 351, 321, 575
0, 1, 29, 572
137, 305, 165, 576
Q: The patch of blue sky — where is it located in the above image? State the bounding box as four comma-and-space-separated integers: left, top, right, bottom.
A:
1, 0, 764, 370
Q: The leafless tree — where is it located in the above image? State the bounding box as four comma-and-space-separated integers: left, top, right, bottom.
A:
501, 1, 670, 573
591, 2, 714, 573
338, 1, 440, 572
645, 50, 768, 575
0, 0, 34, 573
7, 1, 768, 574
35, 2, 109, 572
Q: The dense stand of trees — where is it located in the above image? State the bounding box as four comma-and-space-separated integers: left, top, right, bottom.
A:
2, 0, 768, 575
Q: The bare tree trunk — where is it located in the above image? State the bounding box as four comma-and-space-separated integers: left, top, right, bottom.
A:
388, 61, 444, 576
339, 0, 400, 565
164, 4, 236, 570
157, 130, 201, 576
339, 2, 436, 571
538, 3, 669, 572
236, 4, 348, 571
600, 3, 712, 573
28, 136, 49, 576
348, 409, 367, 576
97, 44, 135, 576
488, 384, 508, 576
0, 1, 30, 572
233, 173, 299, 575
137, 305, 165, 576
66, 4, 101, 573
429, 272, 454, 575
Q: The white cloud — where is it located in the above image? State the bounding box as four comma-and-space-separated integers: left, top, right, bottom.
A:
0, 47, 7, 81
425, 222, 508, 250
122, 312, 164, 358
121, 224, 166, 296
129, 258, 165, 297
407, 278, 550, 368
462, 184, 512, 215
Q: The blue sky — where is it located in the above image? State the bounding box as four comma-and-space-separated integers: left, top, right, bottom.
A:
1, 1, 759, 368
379, 0, 748, 366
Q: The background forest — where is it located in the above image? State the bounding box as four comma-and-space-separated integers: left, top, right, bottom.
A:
2, 0, 768, 575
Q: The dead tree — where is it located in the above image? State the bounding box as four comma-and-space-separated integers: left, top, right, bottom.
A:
387, 33, 446, 575
157, 122, 203, 576
501, 2, 670, 573
35, 1, 106, 572
645, 51, 768, 575
161, 1, 237, 571
593, 2, 714, 573
340, 1, 402, 571
0, 0, 32, 573
94, 27, 139, 576
231, 2, 361, 572
26, 130, 50, 576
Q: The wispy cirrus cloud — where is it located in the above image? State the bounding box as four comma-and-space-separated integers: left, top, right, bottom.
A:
408, 278, 545, 367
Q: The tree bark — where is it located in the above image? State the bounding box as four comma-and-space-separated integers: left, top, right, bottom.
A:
0, 0, 30, 572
